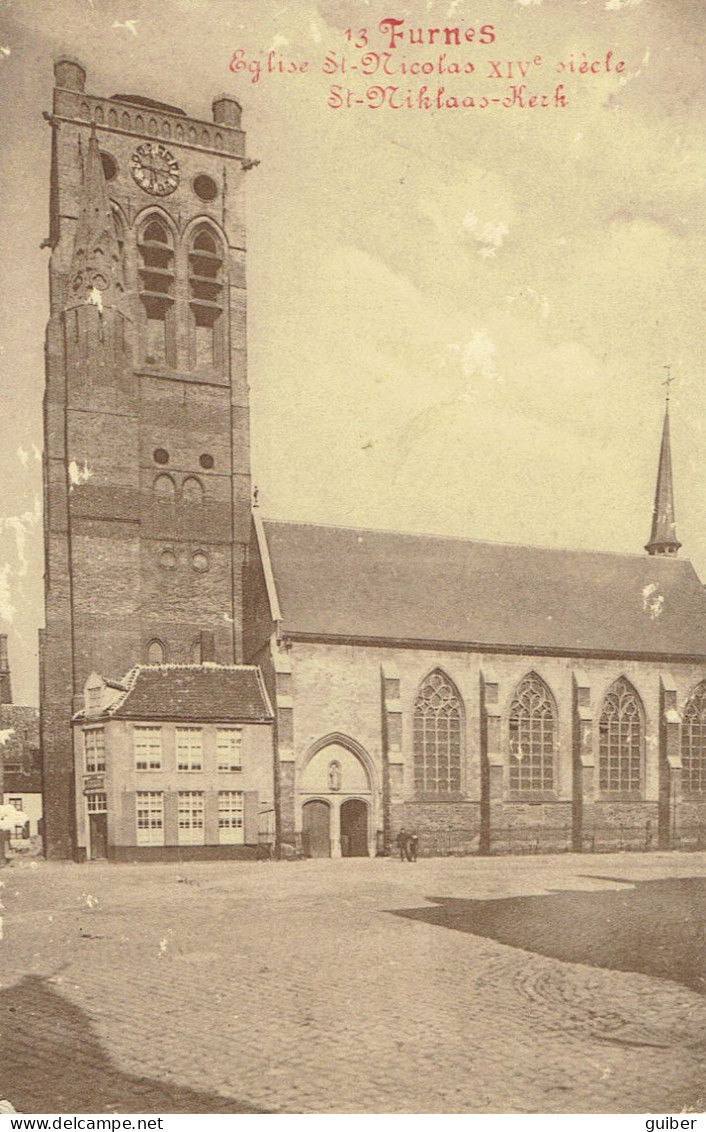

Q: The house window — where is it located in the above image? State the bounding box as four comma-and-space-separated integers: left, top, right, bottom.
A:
87, 686, 102, 712
134, 726, 162, 771
178, 791, 205, 845
508, 674, 556, 794
86, 792, 107, 814
217, 728, 243, 771
84, 727, 106, 773
218, 791, 244, 844
8, 798, 25, 838
599, 678, 644, 794
682, 683, 706, 794
176, 728, 203, 772
413, 670, 463, 794
136, 791, 164, 846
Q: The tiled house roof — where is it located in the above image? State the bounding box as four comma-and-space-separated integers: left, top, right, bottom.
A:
76, 665, 273, 723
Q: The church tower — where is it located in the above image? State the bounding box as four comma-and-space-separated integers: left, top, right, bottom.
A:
645, 392, 681, 557
41, 60, 252, 857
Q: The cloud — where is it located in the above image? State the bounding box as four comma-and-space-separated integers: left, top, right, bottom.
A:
0, 497, 41, 577
462, 213, 510, 258
618, 47, 651, 87
461, 330, 498, 380
0, 564, 15, 623
506, 288, 550, 319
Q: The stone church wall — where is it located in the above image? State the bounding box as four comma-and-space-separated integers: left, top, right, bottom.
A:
278, 639, 706, 855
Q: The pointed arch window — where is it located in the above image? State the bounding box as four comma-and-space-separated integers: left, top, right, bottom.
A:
682, 683, 706, 794
146, 639, 166, 665
508, 674, 556, 794
153, 473, 176, 500
413, 671, 463, 794
599, 678, 644, 794
188, 225, 224, 369
182, 476, 205, 504
138, 217, 175, 366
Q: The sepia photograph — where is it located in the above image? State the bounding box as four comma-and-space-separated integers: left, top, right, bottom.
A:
0, 0, 704, 1117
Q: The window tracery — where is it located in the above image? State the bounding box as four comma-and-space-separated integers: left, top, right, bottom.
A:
413, 670, 462, 794
682, 683, 706, 794
598, 678, 644, 794
508, 674, 556, 794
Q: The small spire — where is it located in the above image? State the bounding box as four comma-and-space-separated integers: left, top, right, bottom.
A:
66, 124, 126, 312
645, 373, 681, 556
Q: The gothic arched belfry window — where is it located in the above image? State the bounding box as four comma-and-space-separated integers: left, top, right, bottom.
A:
138, 217, 175, 366
682, 683, 706, 794
508, 674, 556, 794
599, 678, 644, 794
188, 226, 224, 369
146, 639, 166, 665
413, 671, 463, 794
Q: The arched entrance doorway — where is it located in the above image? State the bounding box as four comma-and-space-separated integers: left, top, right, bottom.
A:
302, 799, 331, 858
299, 737, 378, 857
340, 798, 368, 857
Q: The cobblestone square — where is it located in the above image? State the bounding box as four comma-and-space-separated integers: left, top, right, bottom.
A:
1, 852, 705, 1114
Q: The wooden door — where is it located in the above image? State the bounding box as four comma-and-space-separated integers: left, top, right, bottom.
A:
302, 800, 330, 858
89, 812, 108, 860
340, 798, 368, 857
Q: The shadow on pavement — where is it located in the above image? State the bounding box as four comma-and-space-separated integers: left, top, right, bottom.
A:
0, 975, 273, 1114
391, 876, 706, 993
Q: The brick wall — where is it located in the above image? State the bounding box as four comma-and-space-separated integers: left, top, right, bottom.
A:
42, 72, 253, 855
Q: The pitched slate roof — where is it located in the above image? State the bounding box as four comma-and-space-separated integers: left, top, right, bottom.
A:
260, 520, 706, 660
90, 665, 273, 723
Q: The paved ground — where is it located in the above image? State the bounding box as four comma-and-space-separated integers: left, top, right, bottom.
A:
1, 851, 705, 1115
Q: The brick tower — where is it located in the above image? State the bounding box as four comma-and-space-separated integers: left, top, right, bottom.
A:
41, 60, 252, 857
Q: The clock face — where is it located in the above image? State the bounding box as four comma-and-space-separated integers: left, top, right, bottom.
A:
130, 142, 179, 196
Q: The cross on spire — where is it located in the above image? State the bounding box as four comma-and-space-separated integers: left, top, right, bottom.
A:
662, 365, 675, 404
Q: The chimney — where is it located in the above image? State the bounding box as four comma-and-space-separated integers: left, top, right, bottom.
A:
199, 630, 217, 664
0, 634, 12, 704
212, 95, 242, 128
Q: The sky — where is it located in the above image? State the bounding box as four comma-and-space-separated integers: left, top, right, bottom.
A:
0, 0, 704, 704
